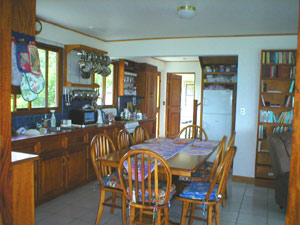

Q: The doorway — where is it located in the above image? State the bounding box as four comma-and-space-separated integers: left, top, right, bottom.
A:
166, 73, 195, 138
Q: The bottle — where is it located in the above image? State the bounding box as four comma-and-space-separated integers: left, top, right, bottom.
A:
50, 110, 56, 128
43, 114, 48, 128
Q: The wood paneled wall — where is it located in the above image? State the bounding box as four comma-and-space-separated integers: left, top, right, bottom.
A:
286, 8, 300, 225
0, 0, 12, 224
11, 0, 36, 36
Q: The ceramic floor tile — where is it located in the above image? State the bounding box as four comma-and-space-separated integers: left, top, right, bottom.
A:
237, 213, 267, 225
36, 213, 76, 225
36, 199, 71, 214
55, 204, 90, 219
35, 210, 52, 222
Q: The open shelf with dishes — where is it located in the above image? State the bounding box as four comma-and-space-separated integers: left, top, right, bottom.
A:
255, 49, 296, 184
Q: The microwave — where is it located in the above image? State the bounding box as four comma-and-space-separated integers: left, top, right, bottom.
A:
70, 109, 98, 125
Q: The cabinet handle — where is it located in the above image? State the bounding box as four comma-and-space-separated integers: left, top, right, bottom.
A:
62, 157, 65, 165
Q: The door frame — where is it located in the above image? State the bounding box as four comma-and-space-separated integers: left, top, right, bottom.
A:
156, 72, 161, 137
165, 72, 195, 137
0, 0, 12, 224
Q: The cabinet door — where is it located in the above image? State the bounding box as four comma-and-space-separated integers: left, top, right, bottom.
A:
140, 120, 155, 138
66, 145, 87, 189
38, 150, 65, 202
145, 72, 157, 119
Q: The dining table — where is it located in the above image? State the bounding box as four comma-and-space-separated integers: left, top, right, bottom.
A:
101, 137, 220, 177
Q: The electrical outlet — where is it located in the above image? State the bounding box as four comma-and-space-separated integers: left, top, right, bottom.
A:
240, 108, 246, 116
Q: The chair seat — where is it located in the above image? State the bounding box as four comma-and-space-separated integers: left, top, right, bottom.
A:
103, 171, 122, 190
178, 166, 211, 182
128, 182, 176, 205
179, 181, 220, 201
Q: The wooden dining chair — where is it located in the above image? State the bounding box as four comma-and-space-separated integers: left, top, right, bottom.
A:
133, 125, 150, 144
90, 134, 127, 225
177, 146, 237, 225
118, 149, 176, 225
117, 129, 135, 151
226, 131, 236, 152
176, 125, 208, 141
178, 136, 227, 183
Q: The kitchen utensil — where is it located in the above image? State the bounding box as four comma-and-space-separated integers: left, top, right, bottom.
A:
101, 66, 111, 77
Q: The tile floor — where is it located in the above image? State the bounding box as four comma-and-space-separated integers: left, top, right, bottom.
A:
35, 178, 286, 225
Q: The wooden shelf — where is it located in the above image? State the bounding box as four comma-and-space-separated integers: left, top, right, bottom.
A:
204, 82, 236, 85
64, 81, 99, 89
202, 72, 237, 75
64, 44, 107, 55
262, 63, 296, 66
259, 122, 293, 127
261, 92, 294, 95
262, 78, 294, 81
260, 106, 293, 110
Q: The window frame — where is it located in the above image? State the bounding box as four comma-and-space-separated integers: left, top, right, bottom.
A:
94, 61, 118, 108
11, 42, 63, 116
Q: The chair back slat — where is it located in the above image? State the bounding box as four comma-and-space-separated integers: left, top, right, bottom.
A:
118, 149, 172, 209
226, 131, 236, 151
208, 135, 227, 182
133, 126, 150, 144
117, 129, 135, 151
205, 146, 235, 202
177, 125, 208, 141
147, 155, 152, 206
90, 134, 116, 188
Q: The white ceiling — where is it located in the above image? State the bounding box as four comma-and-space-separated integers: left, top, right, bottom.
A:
154, 56, 199, 62
36, 0, 299, 42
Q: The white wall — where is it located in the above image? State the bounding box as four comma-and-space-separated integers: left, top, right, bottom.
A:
38, 22, 297, 178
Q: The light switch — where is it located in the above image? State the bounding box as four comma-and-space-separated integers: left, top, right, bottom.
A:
240, 108, 246, 116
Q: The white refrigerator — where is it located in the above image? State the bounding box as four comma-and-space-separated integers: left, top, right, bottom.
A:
202, 90, 233, 162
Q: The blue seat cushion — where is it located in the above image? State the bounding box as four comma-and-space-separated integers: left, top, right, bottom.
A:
102, 171, 122, 189
178, 166, 211, 182
128, 182, 176, 205
179, 181, 219, 201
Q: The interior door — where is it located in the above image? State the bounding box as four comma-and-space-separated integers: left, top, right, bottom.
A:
166, 74, 182, 138
146, 71, 157, 119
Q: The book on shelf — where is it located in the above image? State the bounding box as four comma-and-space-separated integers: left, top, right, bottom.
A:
289, 66, 296, 78
261, 95, 266, 106
277, 110, 294, 124
273, 126, 292, 134
284, 95, 292, 107
260, 110, 277, 123
269, 104, 280, 108
292, 96, 295, 107
289, 80, 295, 93
266, 90, 282, 93
263, 51, 296, 65
261, 149, 270, 153
258, 125, 266, 139
257, 140, 262, 152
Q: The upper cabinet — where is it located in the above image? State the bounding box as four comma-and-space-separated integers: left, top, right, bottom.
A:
118, 59, 139, 96
64, 45, 108, 88
12, 0, 36, 36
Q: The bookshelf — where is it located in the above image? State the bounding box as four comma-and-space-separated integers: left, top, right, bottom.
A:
255, 49, 296, 184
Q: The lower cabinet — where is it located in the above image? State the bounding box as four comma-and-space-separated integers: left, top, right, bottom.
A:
12, 124, 124, 205
139, 119, 156, 138
66, 145, 87, 189
38, 150, 65, 202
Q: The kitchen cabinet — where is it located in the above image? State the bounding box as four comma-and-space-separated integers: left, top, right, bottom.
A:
12, 0, 36, 36
12, 123, 124, 204
12, 152, 38, 225
118, 59, 139, 96
137, 63, 158, 120
139, 119, 156, 138
39, 150, 65, 202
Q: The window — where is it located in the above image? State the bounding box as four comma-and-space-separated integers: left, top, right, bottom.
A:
11, 42, 62, 115
94, 63, 115, 106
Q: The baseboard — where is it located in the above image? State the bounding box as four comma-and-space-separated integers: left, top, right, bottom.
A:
231, 175, 256, 184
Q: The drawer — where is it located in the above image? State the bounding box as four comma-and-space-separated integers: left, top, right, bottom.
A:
257, 152, 272, 165
12, 141, 39, 154
67, 133, 88, 147
256, 165, 275, 179
39, 136, 67, 153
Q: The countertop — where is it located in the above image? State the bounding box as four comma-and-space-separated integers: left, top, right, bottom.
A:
11, 119, 154, 142
12, 151, 39, 165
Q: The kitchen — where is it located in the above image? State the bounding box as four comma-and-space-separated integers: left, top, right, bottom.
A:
1, 0, 300, 224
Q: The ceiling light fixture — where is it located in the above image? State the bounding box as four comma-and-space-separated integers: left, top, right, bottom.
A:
177, 5, 196, 19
